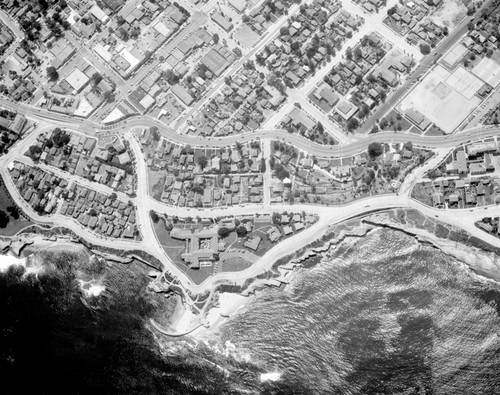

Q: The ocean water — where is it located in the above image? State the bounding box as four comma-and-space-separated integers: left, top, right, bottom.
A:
2, 229, 500, 394
218, 229, 500, 394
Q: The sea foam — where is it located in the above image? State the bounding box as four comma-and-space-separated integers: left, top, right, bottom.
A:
0, 254, 26, 272
260, 371, 282, 382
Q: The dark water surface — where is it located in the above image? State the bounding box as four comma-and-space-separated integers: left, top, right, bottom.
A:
1, 229, 500, 394
221, 229, 500, 394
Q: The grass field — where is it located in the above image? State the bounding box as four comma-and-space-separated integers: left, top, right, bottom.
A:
220, 255, 253, 272
380, 110, 413, 132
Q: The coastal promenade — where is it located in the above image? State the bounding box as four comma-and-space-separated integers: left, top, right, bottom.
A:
3, 96, 500, 295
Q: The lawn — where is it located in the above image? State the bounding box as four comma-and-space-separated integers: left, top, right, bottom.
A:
425, 125, 444, 136
380, 110, 412, 132
220, 256, 253, 272
409, 126, 422, 135
149, 171, 165, 200
152, 217, 217, 285
411, 183, 435, 206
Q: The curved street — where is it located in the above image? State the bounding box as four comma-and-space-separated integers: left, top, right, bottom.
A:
1, 111, 500, 295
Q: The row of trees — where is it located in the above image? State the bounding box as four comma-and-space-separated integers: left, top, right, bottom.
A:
218, 225, 249, 238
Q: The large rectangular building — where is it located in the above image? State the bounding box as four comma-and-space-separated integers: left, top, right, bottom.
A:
211, 12, 233, 32
200, 48, 230, 77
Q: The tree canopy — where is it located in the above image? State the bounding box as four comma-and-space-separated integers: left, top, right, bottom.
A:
368, 142, 383, 158
218, 227, 231, 238
419, 43, 431, 55
0, 210, 9, 228
46, 66, 59, 81
52, 128, 70, 147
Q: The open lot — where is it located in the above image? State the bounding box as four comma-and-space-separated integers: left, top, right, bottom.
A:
234, 24, 261, 48
399, 65, 481, 134
472, 57, 500, 88
427, 0, 467, 28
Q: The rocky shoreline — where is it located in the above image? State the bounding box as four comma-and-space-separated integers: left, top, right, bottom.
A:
4, 206, 500, 339
236, 208, 500, 300
364, 210, 500, 283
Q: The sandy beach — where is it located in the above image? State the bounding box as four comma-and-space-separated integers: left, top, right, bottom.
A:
171, 299, 200, 334
191, 292, 251, 338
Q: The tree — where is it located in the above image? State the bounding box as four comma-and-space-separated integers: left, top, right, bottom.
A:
371, 124, 379, 134
354, 47, 362, 61
345, 46, 353, 60
280, 26, 289, 35
273, 163, 290, 180
103, 90, 115, 103
387, 5, 397, 15
91, 72, 103, 86
163, 69, 179, 85
0, 210, 9, 228
236, 226, 247, 237
233, 47, 242, 57
363, 169, 375, 185
419, 43, 431, 55
150, 126, 160, 141
109, 193, 117, 201
151, 211, 159, 223
118, 27, 129, 41
27, 145, 42, 159
346, 117, 359, 133
130, 27, 141, 39
46, 66, 59, 81
52, 128, 70, 147
368, 142, 383, 159
197, 155, 208, 169
218, 227, 231, 238
367, 73, 377, 83
7, 206, 19, 219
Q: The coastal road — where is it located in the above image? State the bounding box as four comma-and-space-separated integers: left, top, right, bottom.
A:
3, 120, 500, 296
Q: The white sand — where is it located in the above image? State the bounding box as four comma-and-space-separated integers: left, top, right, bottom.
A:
172, 304, 199, 333
204, 292, 250, 329
0, 253, 26, 273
